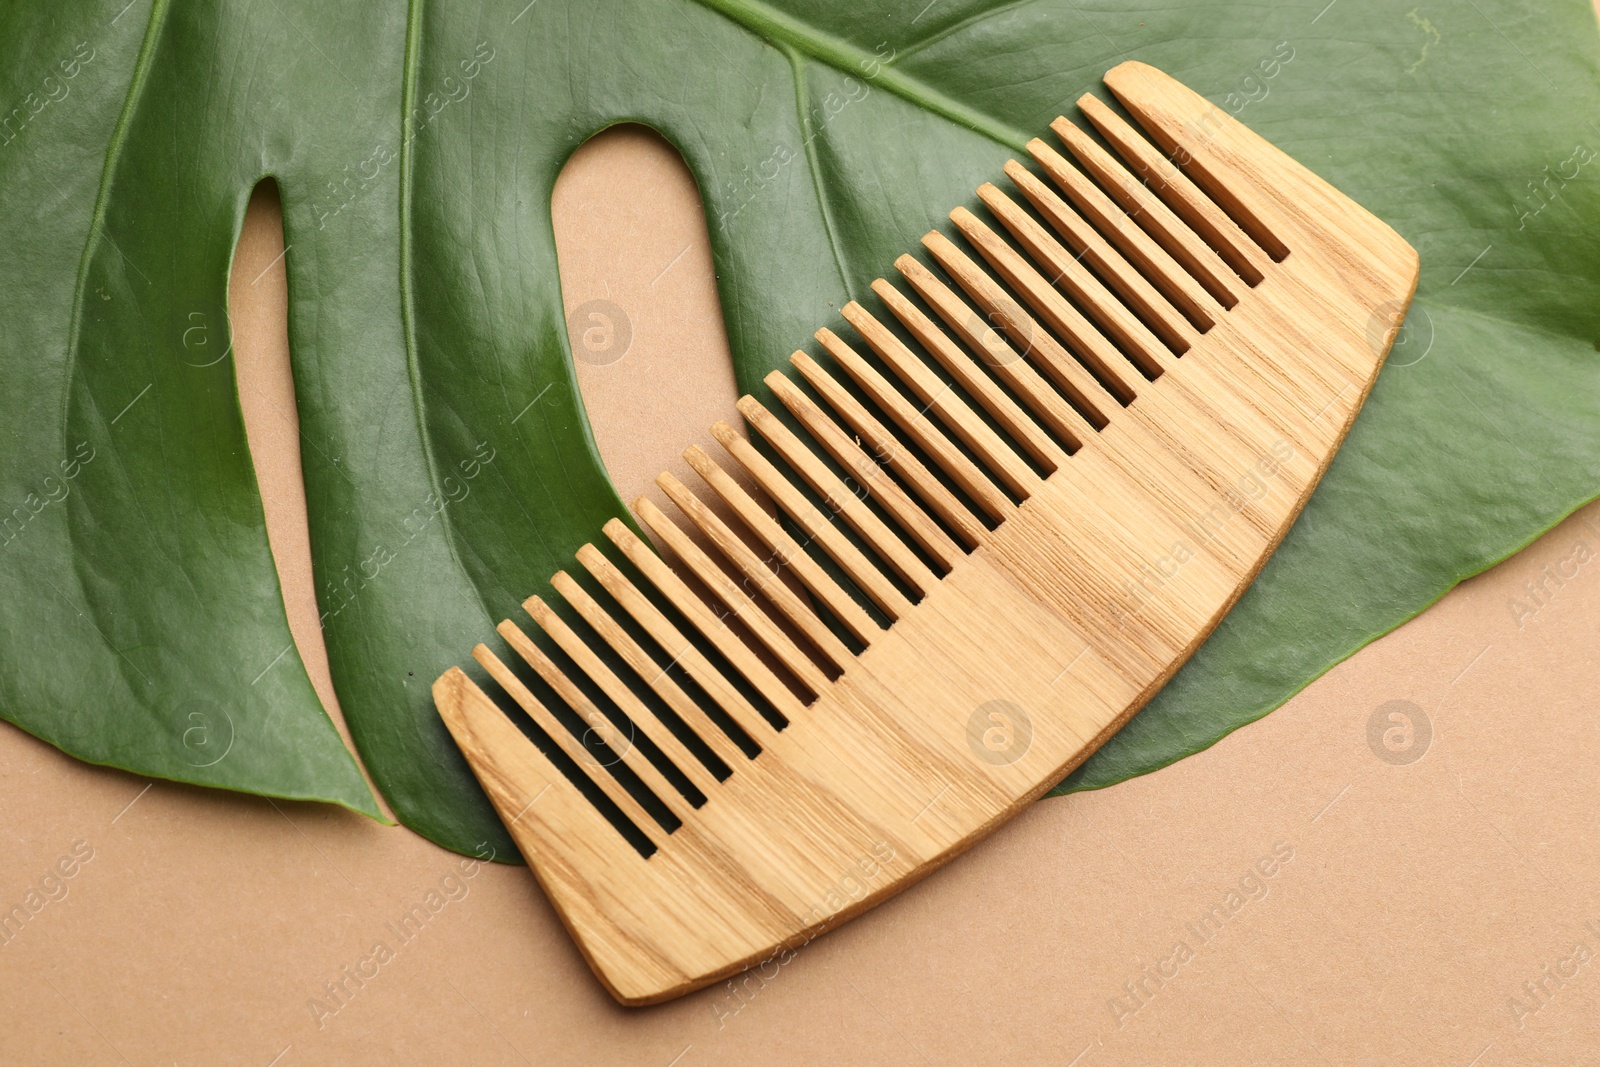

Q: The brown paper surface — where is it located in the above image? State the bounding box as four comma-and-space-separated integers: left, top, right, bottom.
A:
6, 124, 1599, 1066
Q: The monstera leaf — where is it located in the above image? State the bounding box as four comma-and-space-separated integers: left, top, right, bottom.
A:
2, 0, 1596, 857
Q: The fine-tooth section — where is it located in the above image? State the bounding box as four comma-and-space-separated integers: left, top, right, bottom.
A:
655, 470, 856, 674
839, 300, 1038, 502
549, 569, 748, 773
709, 422, 914, 620
735, 396, 941, 596
633, 498, 832, 699
1026, 137, 1223, 329
1051, 116, 1242, 308
1000, 160, 1202, 352
470, 642, 660, 844
921, 231, 1121, 427
976, 181, 1177, 378
950, 205, 1147, 403
523, 592, 721, 802
1076, 94, 1271, 286
496, 618, 688, 830
891, 258, 1092, 457
575, 541, 775, 747
1102, 64, 1292, 263
602, 518, 805, 725
794, 338, 1002, 535
682, 444, 882, 645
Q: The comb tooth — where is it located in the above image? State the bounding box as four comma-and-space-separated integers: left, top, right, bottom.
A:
550, 569, 749, 773
838, 302, 1039, 500
735, 396, 941, 597
576, 541, 777, 744
434, 667, 650, 861
656, 471, 855, 673
1027, 137, 1223, 329
1077, 93, 1271, 285
1001, 160, 1202, 351
1103, 62, 1291, 262
976, 182, 1178, 379
872, 276, 1068, 473
470, 643, 662, 844
626, 502, 832, 701
709, 422, 914, 620
949, 205, 1148, 401
766, 361, 979, 560
778, 351, 995, 547
920, 232, 1120, 426
682, 445, 882, 645
1051, 116, 1242, 308
523, 592, 723, 801
496, 618, 690, 828
895, 254, 1095, 453
783, 346, 997, 540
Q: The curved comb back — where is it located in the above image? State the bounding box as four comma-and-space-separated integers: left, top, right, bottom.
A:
434, 62, 1418, 1004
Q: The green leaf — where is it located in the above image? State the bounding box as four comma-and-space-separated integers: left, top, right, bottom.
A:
2, 0, 1596, 856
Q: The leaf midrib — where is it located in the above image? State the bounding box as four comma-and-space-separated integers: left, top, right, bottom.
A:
684, 0, 1032, 152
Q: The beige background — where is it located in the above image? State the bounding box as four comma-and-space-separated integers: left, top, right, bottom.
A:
5, 125, 1600, 1066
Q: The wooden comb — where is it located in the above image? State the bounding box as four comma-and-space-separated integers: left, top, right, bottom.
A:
433, 61, 1418, 1004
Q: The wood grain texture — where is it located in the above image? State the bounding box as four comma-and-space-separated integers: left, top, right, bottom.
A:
433, 62, 1418, 1006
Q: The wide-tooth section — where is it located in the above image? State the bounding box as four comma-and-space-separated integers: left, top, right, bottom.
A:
923, 231, 1122, 426
1076, 94, 1272, 285
470, 642, 661, 845
682, 444, 883, 644
575, 542, 775, 745
893, 255, 1094, 454
1026, 137, 1223, 328
950, 205, 1148, 403
615, 509, 823, 709
522, 592, 722, 801
604, 517, 806, 724
549, 569, 749, 772
709, 421, 914, 620
443, 73, 1302, 861
976, 181, 1177, 377
870, 277, 1063, 477
838, 301, 1037, 503
736, 396, 941, 595
1051, 116, 1243, 307
656, 470, 855, 674
787, 343, 998, 538
766, 361, 976, 558
496, 618, 690, 828
1000, 159, 1202, 351
782, 350, 995, 541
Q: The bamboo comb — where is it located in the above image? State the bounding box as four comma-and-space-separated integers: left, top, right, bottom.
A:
433, 61, 1418, 1004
